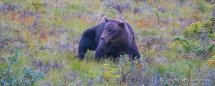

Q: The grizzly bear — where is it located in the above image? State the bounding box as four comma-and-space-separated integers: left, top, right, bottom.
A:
78, 17, 140, 61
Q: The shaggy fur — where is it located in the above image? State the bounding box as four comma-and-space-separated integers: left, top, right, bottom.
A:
78, 17, 140, 61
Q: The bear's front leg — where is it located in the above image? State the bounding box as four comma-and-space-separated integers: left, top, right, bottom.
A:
95, 49, 107, 61
124, 47, 141, 60
95, 41, 115, 61
131, 52, 141, 60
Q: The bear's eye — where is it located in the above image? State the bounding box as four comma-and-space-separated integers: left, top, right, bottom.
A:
108, 29, 112, 32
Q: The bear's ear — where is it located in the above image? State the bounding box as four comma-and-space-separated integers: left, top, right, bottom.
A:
104, 16, 109, 22
118, 21, 125, 28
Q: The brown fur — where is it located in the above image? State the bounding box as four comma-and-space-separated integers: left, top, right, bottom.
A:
78, 17, 140, 61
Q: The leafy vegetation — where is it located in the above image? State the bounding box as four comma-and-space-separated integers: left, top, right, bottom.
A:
0, 0, 215, 85
0, 50, 45, 86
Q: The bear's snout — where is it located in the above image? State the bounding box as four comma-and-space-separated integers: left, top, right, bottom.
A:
100, 37, 105, 41
100, 36, 109, 43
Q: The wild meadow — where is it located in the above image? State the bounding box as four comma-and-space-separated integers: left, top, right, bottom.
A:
0, 0, 215, 85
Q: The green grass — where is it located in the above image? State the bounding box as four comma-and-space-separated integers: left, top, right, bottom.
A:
0, 0, 215, 85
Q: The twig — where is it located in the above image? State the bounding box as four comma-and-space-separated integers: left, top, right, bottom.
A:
122, 61, 134, 82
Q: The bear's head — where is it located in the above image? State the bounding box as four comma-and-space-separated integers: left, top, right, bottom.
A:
100, 17, 132, 45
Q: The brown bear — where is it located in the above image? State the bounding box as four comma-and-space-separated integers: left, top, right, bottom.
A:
78, 17, 140, 61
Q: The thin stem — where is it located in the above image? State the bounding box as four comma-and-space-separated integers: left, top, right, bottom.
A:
122, 61, 134, 82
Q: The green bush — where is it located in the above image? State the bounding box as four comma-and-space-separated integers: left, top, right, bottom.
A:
0, 50, 45, 86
